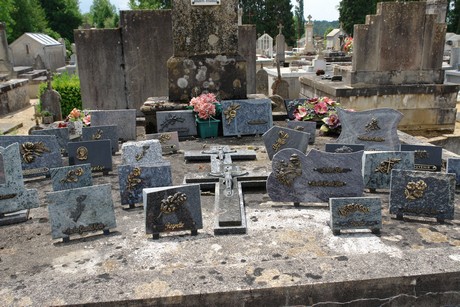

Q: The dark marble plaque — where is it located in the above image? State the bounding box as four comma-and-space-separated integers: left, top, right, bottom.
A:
156, 110, 197, 137
68, 140, 112, 173
143, 184, 203, 238
389, 170, 455, 221
31, 127, 69, 156
267, 148, 364, 203
325, 143, 365, 153
145, 131, 180, 154
90, 109, 136, 141
82, 125, 119, 155
262, 126, 309, 160
446, 158, 460, 185
50, 164, 93, 192
329, 197, 382, 235
400, 144, 442, 172
221, 99, 273, 136
121, 140, 164, 165
286, 120, 316, 144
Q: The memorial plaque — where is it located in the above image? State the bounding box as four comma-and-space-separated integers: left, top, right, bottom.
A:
156, 110, 197, 137
262, 126, 309, 160
47, 184, 117, 240
284, 98, 308, 120
446, 158, 460, 185
90, 109, 136, 141
221, 99, 273, 136
68, 140, 112, 173
389, 170, 455, 222
143, 184, 203, 238
121, 140, 164, 165
329, 197, 382, 235
362, 151, 414, 190
145, 131, 180, 154
267, 148, 364, 203
118, 163, 172, 206
286, 120, 316, 144
82, 125, 119, 155
325, 143, 365, 153
191, 0, 220, 5
0, 135, 62, 177
336, 108, 403, 151
31, 127, 70, 156
50, 164, 93, 192
400, 144, 442, 172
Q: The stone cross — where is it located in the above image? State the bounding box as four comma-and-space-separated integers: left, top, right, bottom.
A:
307, 15, 312, 24
278, 23, 284, 35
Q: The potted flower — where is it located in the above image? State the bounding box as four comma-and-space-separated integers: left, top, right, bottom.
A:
65, 108, 91, 136
292, 97, 342, 135
41, 110, 54, 124
189, 93, 221, 138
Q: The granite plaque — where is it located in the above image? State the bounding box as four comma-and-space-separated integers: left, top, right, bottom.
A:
50, 164, 93, 192
362, 151, 414, 190
121, 140, 164, 165
267, 148, 364, 203
0, 135, 62, 177
47, 184, 117, 240
82, 125, 119, 155
286, 120, 316, 144
221, 99, 273, 136
31, 127, 69, 156
389, 170, 455, 222
400, 144, 442, 172
143, 184, 203, 238
156, 110, 197, 137
329, 197, 382, 235
284, 98, 308, 120
325, 143, 365, 153
90, 109, 136, 141
145, 131, 180, 154
118, 163, 172, 206
68, 140, 112, 173
0, 143, 39, 215
336, 108, 403, 151
262, 126, 310, 160
446, 158, 460, 185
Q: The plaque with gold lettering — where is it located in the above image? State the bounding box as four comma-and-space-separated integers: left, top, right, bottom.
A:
262, 126, 310, 160
400, 144, 442, 172
68, 140, 112, 174
82, 125, 119, 155
145, 131, 180, 154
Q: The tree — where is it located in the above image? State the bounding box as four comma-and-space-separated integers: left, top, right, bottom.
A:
128, 0, 171, 9
294, 0, 305, 42
9, 0, 49, 42
90, 0, 119, 28
447, 0, 460, 33
39, 0, 82, 43
0, 0, 15, 39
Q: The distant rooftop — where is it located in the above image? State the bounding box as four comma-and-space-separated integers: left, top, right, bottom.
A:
23, 33, 61, 46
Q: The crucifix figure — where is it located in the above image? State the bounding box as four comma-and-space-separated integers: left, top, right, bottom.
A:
209, 164, 248, 197
278, 23, 284, 35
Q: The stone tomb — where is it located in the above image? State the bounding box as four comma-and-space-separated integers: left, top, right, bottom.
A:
400, 144, 442, 172
329, 197, 382, 235
0, 143, 39, 224
286, 120, 316, 144
267, 148, 364, 203
221, 99, 273, 136
336, 108, 403, 151
90, 109, 136, 141
325, 144, 365, 154
31, 127, 69, 156
389, 170, 455, 222
446, 157, 460, 185
143, 184, 203, 239
156, 110, 197, 138
47, 184, 117, 241
262, 126, 310, 160
49, 164, 93, 192
82, 125, 119, 155
145, 131, 180, 154
362, 151, 414, 191
121, 139, 164, 165
68, 140, 112, 174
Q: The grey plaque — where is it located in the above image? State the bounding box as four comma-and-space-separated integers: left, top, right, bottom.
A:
90, 109, 136, 141
145, 131, 180, 154
262, 126, 309, 160
286, 120, 316, 144
447, 158, 460, 185
68, 140, 112, 173
121, 139, 164, 165
325, 143, 365, 153
400, 144, 442, 172
31, 127, 70, 156
156, 110, 197, 137
50, 164, 93, 192
221, 99, 273, 136
82, 125, 119, 155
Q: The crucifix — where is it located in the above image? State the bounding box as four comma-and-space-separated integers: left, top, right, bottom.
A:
278, 23, 284, 35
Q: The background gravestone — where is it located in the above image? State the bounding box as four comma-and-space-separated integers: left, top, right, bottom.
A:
31, 127, 69, 156
40, 76, 62, 121
256, 68, 269, 96
90, 110, 136, 141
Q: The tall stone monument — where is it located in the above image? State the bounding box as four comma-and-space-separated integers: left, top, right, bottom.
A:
275, 24, 286, 65
0, 22, 13, 78
304, 15, 315, 54
167, 0, 247, 102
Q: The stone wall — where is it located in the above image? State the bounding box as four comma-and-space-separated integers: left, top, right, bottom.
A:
0, 79, 29, 115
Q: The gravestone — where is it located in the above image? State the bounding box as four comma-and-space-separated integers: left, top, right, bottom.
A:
256, 68, 269, 96
400, 144, 442, 172
362, 151, 414, 190
304, 15, 315, 54
90, 110, 136, 141
47, 184, 117, 241
156, 110, 197, 137
389, 170, 455, 222
329, 197, 382, 235
446, 158, 460, 185
31, 127, 69, 156
40, 76, 63, 122
336, 108, 403, 151
262, 126, 310, 160
0, 22, 13, 77
50, 164, 93, 192
275, 24, 286, 65
325, 143, 365, 153
82, 125, 119, 155
286, 120, 316, 144
221, 99, 273, 136
121, 140, 164, 165
143, 184, 203, 239
68, 140, 112, 174
145, 131, 180, 154
267, 148, 364, 203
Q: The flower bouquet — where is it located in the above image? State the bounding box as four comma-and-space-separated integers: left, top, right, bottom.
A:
189, 93, 221, 138
292, 97, 342, 135
344, 37, 353, 53
57, 108, 91, 136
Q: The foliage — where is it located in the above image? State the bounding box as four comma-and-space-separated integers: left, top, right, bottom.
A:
322, 25, 336, 41
38, 73, 82, 117
129, 0, 171, 9
90, 0, 119, 28
447, 0, 460, 33
0, 0, 15, 39
294, 0, 305, 40
9, 0, 49, 43
189, 93, 220, 120
38, 0, 82, 43
292, 97, 342, 135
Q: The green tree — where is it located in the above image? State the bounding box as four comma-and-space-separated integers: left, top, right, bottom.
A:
294, 0, 305, 41
0, 0, 15, 39
447, 0, 460, 33
39, 0, 82, 43
90, 0, 119, 28
9, 0, 49, 42
128, 0, 171, 9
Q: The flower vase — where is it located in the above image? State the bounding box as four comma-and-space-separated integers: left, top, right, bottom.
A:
196, 118, 220, 139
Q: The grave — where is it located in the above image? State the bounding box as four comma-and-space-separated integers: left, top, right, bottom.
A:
262, 126, 310, 160
121, 139, 164, 165
325, 143, 365, 153
49, 164, 93, 192
221, 99, 273, 136
304, 15, 315, 54
90, 109, 136, 141
156, 110, 197, 138
400, 144, 442, 172
255, 67, 269, 96
286, 120, 316, 144
446, 157, 460, 185
31, 127, 69, 156
68, 140, 112, 174
40, 76, 62, 122
145, 131, 180, 154
82, 125, 119, 155
266, 67, 308, 99
275, 24, 286, 66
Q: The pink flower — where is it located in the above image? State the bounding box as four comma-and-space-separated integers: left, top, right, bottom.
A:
323, 113, 340, 129
322, 97, 335, 106
189, 93, 219, 120
83, 114, 91, 126
294, 106, 307, 120
314, 101, 328, 114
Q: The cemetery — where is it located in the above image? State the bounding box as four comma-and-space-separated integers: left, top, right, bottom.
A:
0, 0, 460, 306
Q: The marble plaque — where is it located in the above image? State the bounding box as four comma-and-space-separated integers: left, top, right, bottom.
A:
68, 140, 112, 173
156, 110, 197, 137
329, 197, 382, 235
118, 163, 172, 206
267, 148, 364, 203
47, 184, 117, 240
446, 158, 460, 185
31, 127, 69, 156
389, 170, 455, 221
336, 108, 403, 151
121, 140, 164, 165
50, 164, 93, 192
90, 109, 136, 141
0, 135, 62, 177
325, 143, 365, 153
262, 126, 309, 160
362, 151, 414, 190
221, 99, 273, 136
145, 131, 180, 154
0, 143, 39, 214
400, 144, 442, 172
82, 125, 119, 155
284, 98, 308, 120
144, 184, 203, 235
286, 120, 316, 144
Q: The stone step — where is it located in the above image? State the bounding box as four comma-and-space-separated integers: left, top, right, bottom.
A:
0, 73, 9, 82
13, 66, 33, 75
18, 69, 48, 80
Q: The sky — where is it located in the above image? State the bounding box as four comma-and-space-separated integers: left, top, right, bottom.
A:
79, 0, 341, 21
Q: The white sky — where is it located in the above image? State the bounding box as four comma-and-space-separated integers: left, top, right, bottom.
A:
79, 0, 340, 21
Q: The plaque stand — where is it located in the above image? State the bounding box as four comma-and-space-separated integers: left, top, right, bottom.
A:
0, 210, 29, 226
